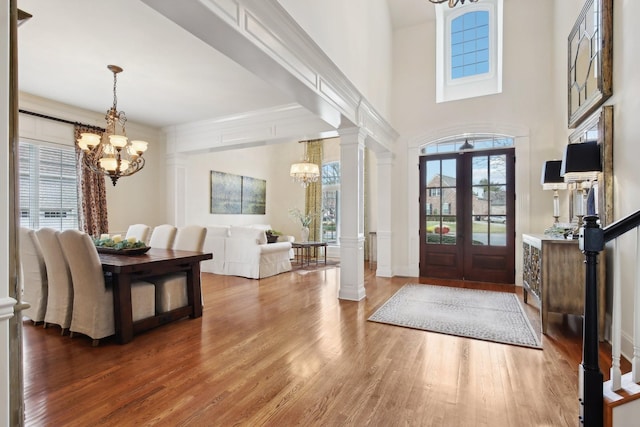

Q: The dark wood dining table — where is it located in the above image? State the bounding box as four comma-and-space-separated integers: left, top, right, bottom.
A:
98, 248, 213, 344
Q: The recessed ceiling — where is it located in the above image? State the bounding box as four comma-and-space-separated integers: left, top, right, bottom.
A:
17, 0, 432, 129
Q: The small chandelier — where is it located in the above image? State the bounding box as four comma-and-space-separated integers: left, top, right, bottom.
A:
76, 65, 148, 186
429, 0, 479, 7
290, 141, 320, 188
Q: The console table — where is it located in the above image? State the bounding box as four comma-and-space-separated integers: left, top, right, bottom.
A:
522, 234, 605, 340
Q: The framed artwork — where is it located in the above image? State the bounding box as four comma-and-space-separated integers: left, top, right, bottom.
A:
210, 171, 242, 214
241, 176, 266, 215
567, 0, 613, 128
568, 105, 613, 226
210, 171, 266, 215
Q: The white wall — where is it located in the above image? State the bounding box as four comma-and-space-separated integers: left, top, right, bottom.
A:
18, 93, 167, 234
552, 0, 640, 360
183, 141, 307, 239
277, 0, 393, 118
390, 0, 555, 278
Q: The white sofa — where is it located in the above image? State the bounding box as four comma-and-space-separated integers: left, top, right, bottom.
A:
201, 225, 292, 279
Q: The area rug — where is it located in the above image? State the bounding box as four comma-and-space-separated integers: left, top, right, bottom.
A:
368, 284, 541, 349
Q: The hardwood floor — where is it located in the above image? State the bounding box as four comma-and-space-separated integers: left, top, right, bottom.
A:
22, 264, 624, 426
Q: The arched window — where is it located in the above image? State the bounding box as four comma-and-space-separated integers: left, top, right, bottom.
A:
436, 0, 503, 103
421, 134, 513, 155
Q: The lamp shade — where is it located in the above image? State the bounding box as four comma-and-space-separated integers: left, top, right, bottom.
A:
541, 160, 568, 190
560, 141, 601, 182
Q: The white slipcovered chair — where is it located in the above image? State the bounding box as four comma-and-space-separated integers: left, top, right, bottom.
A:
37, 227, 73, 334
125, 224, 152, 245
19, 227, 48, 323
151, 225, 207, 313
58, 229, 156, 346
149, 224, 177, 249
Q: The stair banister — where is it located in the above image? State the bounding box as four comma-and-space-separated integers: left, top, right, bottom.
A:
580, 209, 640, 426
579, 215, 604, 427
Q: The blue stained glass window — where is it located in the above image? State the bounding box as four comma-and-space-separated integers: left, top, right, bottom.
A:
451, 11, 490, 79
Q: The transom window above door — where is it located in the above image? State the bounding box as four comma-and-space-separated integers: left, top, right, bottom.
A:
421, 135, 513, 155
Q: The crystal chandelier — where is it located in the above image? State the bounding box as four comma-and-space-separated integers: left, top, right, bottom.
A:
290, 141, 320, 188
76, 65, 148, 186
429, 0, 479, 7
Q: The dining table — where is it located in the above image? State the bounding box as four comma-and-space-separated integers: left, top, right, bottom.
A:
98, 248, 213, 344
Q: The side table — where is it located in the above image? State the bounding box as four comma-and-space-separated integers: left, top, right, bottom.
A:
292, 241, 327, 267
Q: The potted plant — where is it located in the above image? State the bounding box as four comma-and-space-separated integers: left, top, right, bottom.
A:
265, 229, 281, 243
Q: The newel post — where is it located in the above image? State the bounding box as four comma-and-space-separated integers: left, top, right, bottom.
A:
578, 215, 604, 427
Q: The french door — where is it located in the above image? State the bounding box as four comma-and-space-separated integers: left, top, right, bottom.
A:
419, 148, 515, 283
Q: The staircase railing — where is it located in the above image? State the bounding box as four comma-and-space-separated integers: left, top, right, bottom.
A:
580, 210, 640, 427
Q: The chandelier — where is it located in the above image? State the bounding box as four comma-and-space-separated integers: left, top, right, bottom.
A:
429, 0, 479, 7
290, 141, 320, 188
76, 65, 148, 186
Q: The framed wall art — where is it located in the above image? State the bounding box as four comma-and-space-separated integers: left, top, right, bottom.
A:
567, 0, 613, 128
210, 171, 266, 215
568, 105, 613, 226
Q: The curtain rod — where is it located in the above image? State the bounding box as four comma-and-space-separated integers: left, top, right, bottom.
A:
19, 109, 105, 132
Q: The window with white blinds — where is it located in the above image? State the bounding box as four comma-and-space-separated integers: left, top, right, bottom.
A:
19, 140, 79, 230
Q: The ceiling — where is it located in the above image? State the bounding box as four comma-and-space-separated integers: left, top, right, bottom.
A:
17, 0, 433, 129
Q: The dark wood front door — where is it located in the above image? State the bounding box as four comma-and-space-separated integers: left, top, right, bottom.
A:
419, 149, 515, 283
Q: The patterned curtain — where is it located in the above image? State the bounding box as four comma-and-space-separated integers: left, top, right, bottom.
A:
304, 139, 323, 242
74, 125, 108, 236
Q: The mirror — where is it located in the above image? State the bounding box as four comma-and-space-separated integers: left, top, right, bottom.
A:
568, 105, 613, 226
567, 0, 613, 129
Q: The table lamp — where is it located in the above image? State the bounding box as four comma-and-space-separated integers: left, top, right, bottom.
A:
541, 160, 568, 223
560, 141, 602, 228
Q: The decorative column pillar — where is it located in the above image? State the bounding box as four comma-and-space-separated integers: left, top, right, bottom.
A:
165, 152, 188, 227
338, 127, 366, 301
376, 151, 393, 277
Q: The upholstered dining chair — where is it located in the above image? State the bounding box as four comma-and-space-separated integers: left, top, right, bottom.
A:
125, 224, 152, 245
36, 227, 73, 334
19, 227, 48, 323
152, 225, 207, 313
57, 229, 156, 346
148, 224, 177, 249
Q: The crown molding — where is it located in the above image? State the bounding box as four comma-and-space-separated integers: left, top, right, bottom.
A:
163, 103, 338, 154
142, 0, 397, 152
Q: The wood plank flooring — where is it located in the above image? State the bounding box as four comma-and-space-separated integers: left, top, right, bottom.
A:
22, 264, 625, 426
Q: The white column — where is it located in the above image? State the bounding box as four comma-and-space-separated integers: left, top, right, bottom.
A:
376, 151, 393, 277
165, 152, 188, 227
1, 0, 14, 423
338, 127, 366, 301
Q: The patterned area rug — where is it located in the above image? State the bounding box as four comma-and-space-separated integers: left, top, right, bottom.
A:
368, 284, 541, 349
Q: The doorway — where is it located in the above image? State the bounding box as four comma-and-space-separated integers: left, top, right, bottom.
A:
419, 148, 515, 283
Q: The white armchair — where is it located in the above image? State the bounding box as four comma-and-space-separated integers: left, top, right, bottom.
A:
223, 226, 292, 279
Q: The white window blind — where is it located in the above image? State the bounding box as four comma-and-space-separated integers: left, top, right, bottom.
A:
19, 140, 79, 230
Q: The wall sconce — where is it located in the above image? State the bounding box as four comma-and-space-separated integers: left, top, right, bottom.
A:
541, 160, 567, 224
560, 141, 602, 227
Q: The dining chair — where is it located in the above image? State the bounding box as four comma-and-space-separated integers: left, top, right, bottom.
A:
58, 229, 156, 346
36, 227, 73, 334
125, 224, 152, 245
152, 225, 207, 313
19, 227, 48, 323
148, 224, 177, 249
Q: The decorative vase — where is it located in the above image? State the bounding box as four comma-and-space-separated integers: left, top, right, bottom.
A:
300, 226, 309, 242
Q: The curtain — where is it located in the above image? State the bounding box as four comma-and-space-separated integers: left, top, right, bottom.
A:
74, 125, 108, 236
304, 139, 323, 242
